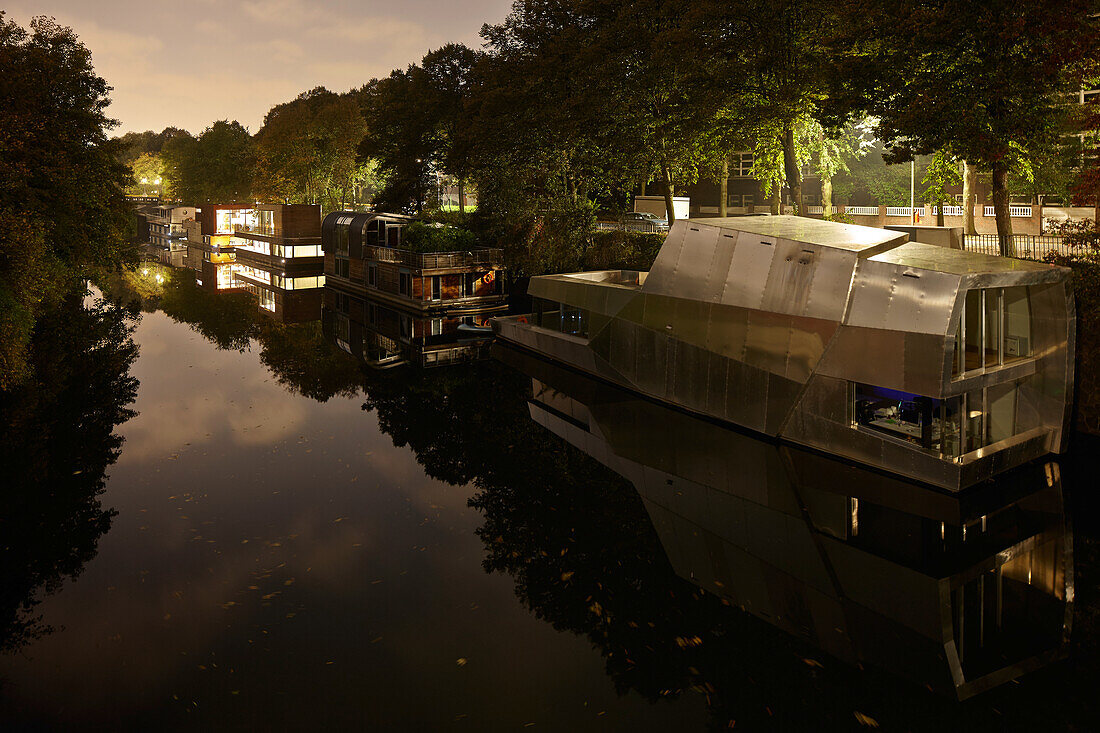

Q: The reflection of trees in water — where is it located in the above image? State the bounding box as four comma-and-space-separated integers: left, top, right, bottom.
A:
0, 295, 138, 652
101, 269, 362, 401
359, 359, 1100, 731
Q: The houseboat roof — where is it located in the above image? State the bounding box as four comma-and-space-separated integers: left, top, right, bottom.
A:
697, 215, 907, 255
870, 241, 1065, 279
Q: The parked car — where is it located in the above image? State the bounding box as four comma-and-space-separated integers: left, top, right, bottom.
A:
621, 211, 669, 231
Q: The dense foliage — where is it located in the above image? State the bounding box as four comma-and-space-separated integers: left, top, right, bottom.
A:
400, 222, 479, 253
0, 14, 136, 388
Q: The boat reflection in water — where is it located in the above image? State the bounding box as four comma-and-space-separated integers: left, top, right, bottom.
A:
496, 345, 1072, 700
321, 288, 494, 369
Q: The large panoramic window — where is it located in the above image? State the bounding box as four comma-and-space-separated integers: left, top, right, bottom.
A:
853, 383, 960, 455
955, 286, 1032, 375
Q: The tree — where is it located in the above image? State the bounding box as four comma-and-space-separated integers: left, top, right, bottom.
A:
254, 88, 368, 208
922, 149, 962, 226
832, 1, 1100, 255
127, 152, 172, 198
0, 13, 135, 388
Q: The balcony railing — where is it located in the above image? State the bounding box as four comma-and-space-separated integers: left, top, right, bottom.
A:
364, 245, 504, 270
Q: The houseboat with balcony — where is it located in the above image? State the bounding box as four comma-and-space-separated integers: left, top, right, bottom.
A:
501, 345, 1072, 700
322, 289, 494, 369
492, 216, 1075, 491
229, 204, 325, 323
183, 204, 256, 291
321, 211, 507, 316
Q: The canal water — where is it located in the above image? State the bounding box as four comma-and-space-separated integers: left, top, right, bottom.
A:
1, 279, 1097, 731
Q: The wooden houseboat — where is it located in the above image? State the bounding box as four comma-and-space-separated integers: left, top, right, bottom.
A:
321, 212, 507, 315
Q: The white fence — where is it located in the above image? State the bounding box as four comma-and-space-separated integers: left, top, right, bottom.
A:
983, 206, 1032, 217
805, 205, 824, 215
885, 207, 921, 217
932, 206, 967, 216
845, 206, 879, 216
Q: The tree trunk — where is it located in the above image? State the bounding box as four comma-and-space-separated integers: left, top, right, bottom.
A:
719, 159, 729, 218
962, 161, 978, 236
1036, 194, 1043, 235
990, 158, 1015, 257
781, 126, 804, 216
936, 197, 945, 227
458, 179, 466, 214
821, 176, 833, 217
661, 163, 676, 224
770, 188, 780, 215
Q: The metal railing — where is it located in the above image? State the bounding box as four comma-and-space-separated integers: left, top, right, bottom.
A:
846, 206, 879, 216
932, 206, 967, 216
963, 234, 1075, 259
364, 245, 503, 270
885, 206, 921, 217
805, 205, 824, 215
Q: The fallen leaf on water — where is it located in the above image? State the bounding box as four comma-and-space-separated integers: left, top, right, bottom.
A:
853, 712, 879, 728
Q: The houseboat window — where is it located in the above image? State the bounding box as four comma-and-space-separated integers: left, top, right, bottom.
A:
387, 225, 401, 247
431, 276, 442, 301
256, 209, 275, 236
399, 272, 412, 297
853, 383, 960, 456
955, 286, 1032, 375
430, 318, 443, 336
335, 256, 350, 278
367, 220, 380, 247
335, 292, 349, 313
367, 264, 378, 287
334, 223, 349, 256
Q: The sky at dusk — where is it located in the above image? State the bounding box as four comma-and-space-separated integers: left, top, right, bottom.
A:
5, 0, 514, 135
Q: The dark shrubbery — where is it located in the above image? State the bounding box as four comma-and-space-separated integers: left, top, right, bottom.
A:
582, 230, 665, 271
401, 221, 480, 253
1046, 252, 1100, 434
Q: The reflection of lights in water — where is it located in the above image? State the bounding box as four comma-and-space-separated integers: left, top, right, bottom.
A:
155, 274, 163, 283
142, 269, 148, 275
941, 521, 945, 540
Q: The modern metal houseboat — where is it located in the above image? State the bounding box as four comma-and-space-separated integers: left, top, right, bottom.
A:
500, 345, 1072, 700
492, 216, 1075, 490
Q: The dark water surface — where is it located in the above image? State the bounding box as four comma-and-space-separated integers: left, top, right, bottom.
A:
1, 285, 1098, 732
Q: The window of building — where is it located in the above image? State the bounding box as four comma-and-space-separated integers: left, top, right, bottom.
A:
430, 318, 443, 336
852, 383, 961, 456
367, 220, 380, 247
335, 256, 350, 279
431, 275, 442, 301
335, 292, 350, 313
367, 263, 378, 288
259, 289, 276, 312
399, 272, 412, 297
335, 224, 349, 256
954, 286, 1032, 375
731, 152, 754, 178
399, 314, 412, 338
